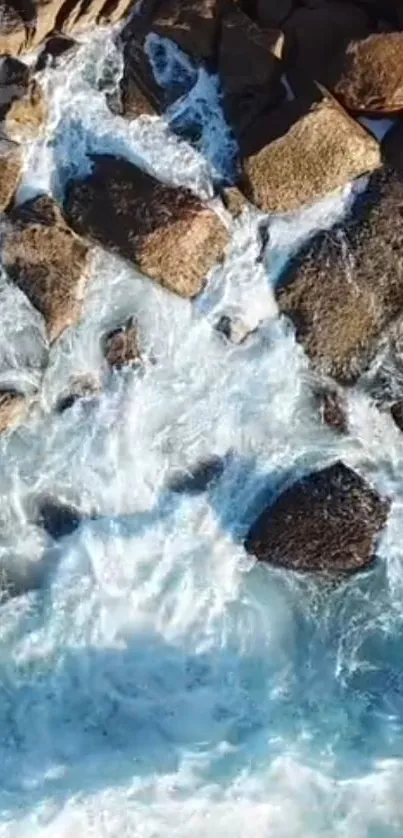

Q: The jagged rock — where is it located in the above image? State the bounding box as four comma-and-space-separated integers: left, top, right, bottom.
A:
283, 3, 370, 97
256, 0, 294, 27
36, 495, 83, 539
2, 194, 90, 342
391, 401, 403, 432
245, 461, 390, 573
55, 374, 100, 413
333, 33, 403, 116
242, 90, 380, 214
146, 0, 222, 62
64, 154, 228, 298
219, 5, 285, 141
35, 33, 77, 71
313, 386, 348, 434
276, 168, 403, 384
167, 455, 225, 494
0, 57, 46, 141
382, 120, 403, 178
0, 3, 26, 55
0, 134, 22, 210
0, 389, 28, 432
103, 317, 141, 370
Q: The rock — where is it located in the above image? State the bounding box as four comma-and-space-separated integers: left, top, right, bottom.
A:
0, 57, 46, 141
219, 5, 285, 141
2, 194, 90, 342
0, 134, 22, 210
256, 0, 294, 27
382, 120, 403, 178
391, 401, 403, 431
333, 33, 403, 116
282, 3, 370, 98
276, 167, 403, 384
220, 184, 249, 218
55, 374, 100, 413
215, 313, 255, 344
245, 461, 390, 573
64, 154, 228, 298
242, 90, 381, 214
36, 495, 83, 539
0, 2, 26, 55
103, 317, 141, 370
0, 389, 28, 432
146, 0, 222, 62
313, 386, 348, 434
35, 33, 77, 71
167, 455, 225, 494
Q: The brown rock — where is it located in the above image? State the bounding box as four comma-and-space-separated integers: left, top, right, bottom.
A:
0, 58, 46, 140
0, 3, 27, 55
64, 154, 228, 298
116, 21, 179, 119
103, 317, 141, 369
283, 3, 370, 98
313, 386, 348, 433
333, 33, 403, 115
256, 0, 294, 27
2, 194, 90, 342
276, 167, 403, 383
147, 0, 221, 62
245, 461, 390, 573
219, 5, 285, 140
0, 134, 22, 210
242, 90, 381, 214
0, 389, 28, 433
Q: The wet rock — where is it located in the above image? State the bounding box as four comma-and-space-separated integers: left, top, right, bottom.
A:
333, 33, 403, 116
242, 90, 380, 214
64, 154, 228, 298
256, 0, 294, 27
35, 33, 77, 71
219, 5, 285, 142
215, 313, 255, 344
0, 57, 46, 141
36, 495, 83, 539
276, 167, 403, 384
220, 185, 249, 218
0, 2, 26, 56
0, 389, 28, 432
245, 461, 390, 573
146, 0, 222, 62
382, 120, 403, 179
282, 3, 370, 97
0, 133, 22, 210
391, 401, 403, 432
313, 386, 348, 434
167, 455, 225, 494
103, 317, 141, 370
55, 374, 100, 413
2, 194, 90, 342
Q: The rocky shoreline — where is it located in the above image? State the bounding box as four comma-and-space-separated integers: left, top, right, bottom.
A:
0, 0, 403, 584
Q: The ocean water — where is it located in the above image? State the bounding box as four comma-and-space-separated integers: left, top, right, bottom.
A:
0, 25, 403, 838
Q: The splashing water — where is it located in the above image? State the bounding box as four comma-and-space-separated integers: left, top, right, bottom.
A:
1, 26, 403, 838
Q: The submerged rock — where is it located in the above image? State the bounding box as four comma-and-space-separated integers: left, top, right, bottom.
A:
313, 386, 348, 434
2, 194, 90, 342
36, 496, 83, 540
64, 154, 228, 298
276, 167, 403, 384
103, 317, 141, 370
35, 34, 77, 71
55, 374, 100, 413
333, 33, 403, 116
242, 89, 381, 214
245, 461, 390, 573
0, 389, 28, 433
0, 133, 22, 210
167, 455, 225, 494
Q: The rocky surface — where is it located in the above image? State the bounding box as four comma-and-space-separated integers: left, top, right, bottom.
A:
382, 120, 403, 177
333, 33, 403, 116
245, 461, 390, 573
276, 167, 403, 383
55, 374, 100, 413
0, 389, 28, 433
241, 91, 381, 214
35, 33, 77, 71
0, 134, 22, 210
64, 154, 228, 298
145, 0, 221, 62
256, 0, 294, 28
103, 317, 141, 370
313, 386, 348, 434
2, 194, 90, 342
0, 57, 46, 141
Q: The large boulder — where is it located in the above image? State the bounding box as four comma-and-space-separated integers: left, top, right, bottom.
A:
0, 134, 22, 211
145, 0, 221, 62
276, 168, 403, 383
64, 154, 229, 298
2, 194, 90, 342
333, 33, 403, 116
241, 90, 381, 214
0, 57, 46, 141
245, 461, 390, 573
256, 0, 294, 27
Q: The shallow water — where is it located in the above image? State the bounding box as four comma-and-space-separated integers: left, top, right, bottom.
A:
0, 26, 403, 838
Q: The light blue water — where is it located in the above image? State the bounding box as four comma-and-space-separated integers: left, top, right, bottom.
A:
0, 26, 403, 838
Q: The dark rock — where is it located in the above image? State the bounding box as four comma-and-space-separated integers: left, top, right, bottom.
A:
103, 317, 141, 369
391, 401, 403, 431
36, 496, 83, 539
333, 33, 403, 116
276, 167, 403, 384
2, 194, 90, 342
382, 120, 403, 178
146, 0, 222, 62
256, 0, 294, 27
64, 154, 228, 298
55, 374, 100, 413
313, 386, 348, 434
245, 461, 390, 573
35, 33, 77, 71
242, 89, 380, 214
0, 2, 26, 56
0, 57, 46, 140
167, 455, 225, 494
215, 313, 255, 344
